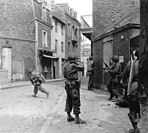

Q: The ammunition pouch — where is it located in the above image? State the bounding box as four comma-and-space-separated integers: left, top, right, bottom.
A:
65, 80, 81, 91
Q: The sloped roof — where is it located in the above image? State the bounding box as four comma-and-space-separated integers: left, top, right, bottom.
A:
51, 5, 66, 24
102, 5, 140, 35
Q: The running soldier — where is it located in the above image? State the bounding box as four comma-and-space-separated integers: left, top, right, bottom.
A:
28, 69, 49, 98
122, 50, 140, 133
63, 56, 86, 124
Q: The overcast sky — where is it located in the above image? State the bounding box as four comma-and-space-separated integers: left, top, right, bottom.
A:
54, 0, 92, 17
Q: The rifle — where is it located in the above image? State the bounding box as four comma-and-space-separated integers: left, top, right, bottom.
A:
127, 50, 135, 95
27, 72, 34, 85
103, 61, 110, 70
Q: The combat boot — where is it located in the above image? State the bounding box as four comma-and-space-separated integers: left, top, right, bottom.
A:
46, 92, 49, 98
75, 115, 86, 124
67, 113, 75, 122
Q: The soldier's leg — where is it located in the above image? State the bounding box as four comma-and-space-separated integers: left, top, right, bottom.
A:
128, 98, 139, 130
33, 85, 38, 97
38, 85, 49, 98
107, 79, 114, 100
65, 90, 74, 122
65, 83, 74, 122
88, 75, 91, 90
88, 75, 94, 90
72, 83, 85, 124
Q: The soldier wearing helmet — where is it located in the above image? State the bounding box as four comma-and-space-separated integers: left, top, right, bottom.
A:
87, 56, 95, 90
122, 50, 140, 132
63, 55, 86, 124
106, 55, 122, 100
27, 68, 49, 98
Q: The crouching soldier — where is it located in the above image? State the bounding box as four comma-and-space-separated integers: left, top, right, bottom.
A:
122, 50, 140, 133
63, 56, 86, 124
28, 69, 49, 98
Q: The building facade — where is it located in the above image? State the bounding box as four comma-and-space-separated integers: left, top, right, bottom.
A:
33, 0, 53, 79
0, 0, 53, 83
51, 5, 66, 78
56, 3, 81, 60
93, 5, 140, 88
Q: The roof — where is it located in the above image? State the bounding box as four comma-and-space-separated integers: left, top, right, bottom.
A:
94, 4, 140, 41
93, 23, 140, 42
33, 0, 52, 27
103, 5, 139, 34
51, 5, 66, 24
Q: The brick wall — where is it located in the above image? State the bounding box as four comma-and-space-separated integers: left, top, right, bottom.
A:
0, 0, 35, 40
0, 37, 36, 81
93, 0, 139, 37
93, 29, 131, 86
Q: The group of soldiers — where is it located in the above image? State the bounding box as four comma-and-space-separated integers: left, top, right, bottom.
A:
27, 50, 140, 131
105, 50, 140, 132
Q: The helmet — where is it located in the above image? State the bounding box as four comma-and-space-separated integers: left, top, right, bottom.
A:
111, 55, 119, 61
89, 56, 93, 60
68, 56, 76, 61
28, 68, 34, 73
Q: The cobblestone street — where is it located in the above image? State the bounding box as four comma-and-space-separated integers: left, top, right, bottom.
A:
0, 79, 134, 133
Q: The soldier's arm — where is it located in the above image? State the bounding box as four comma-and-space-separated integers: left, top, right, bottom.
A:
75, 62, 84, 72
108, 63, 120, 74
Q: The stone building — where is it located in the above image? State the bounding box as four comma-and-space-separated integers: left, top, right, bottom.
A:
51, 5, 66, 78
56, 3, 81, 60
93, 0, 139, 37
93, 5, 140, 88
0, 0, 53, 83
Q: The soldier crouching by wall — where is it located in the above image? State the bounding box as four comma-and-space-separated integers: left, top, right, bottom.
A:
122, 50, 140, 133
28, 69, 49, 98
63, 56, 86, 124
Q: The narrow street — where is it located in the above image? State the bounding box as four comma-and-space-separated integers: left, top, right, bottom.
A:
0, 78, 133, 133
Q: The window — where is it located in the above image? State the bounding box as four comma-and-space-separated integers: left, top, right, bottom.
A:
75, 28, 78, 37
55, 20, 58, 32
61, 24, 64, 35
42, 30, 48, 47
55, 39, 58, 53
61, 42, 64, 53
68, 23, 70, 36
42, 3, 47, 21
68, 42, 71, 53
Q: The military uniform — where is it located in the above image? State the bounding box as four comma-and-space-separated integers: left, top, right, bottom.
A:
29, 70, 49, 98
63, 57, 85, 124
87, 56, 95, 90
107, 56, 122, 100
123, 59, 140, 131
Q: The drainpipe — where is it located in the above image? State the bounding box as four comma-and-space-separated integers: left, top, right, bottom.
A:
32, 0, 38, 71
35, 19, 39, 71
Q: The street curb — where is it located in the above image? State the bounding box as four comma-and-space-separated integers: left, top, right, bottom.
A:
1, 78, 65, 90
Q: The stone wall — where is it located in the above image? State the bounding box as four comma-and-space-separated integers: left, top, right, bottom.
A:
93, 0, 139, 37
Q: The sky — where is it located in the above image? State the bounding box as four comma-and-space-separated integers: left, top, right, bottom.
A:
54, 0, 92, 17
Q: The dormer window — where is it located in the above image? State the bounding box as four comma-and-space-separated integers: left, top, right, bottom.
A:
42, 2, 47, 21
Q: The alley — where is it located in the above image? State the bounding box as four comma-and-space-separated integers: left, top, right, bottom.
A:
0, 79, 132, 133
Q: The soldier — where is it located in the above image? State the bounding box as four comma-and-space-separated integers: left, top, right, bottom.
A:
122, 50, 140, 132
105, 55, 122, 100
63, 56, 86, 124
87, 56, 95, 91
28, 69, 49, 98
